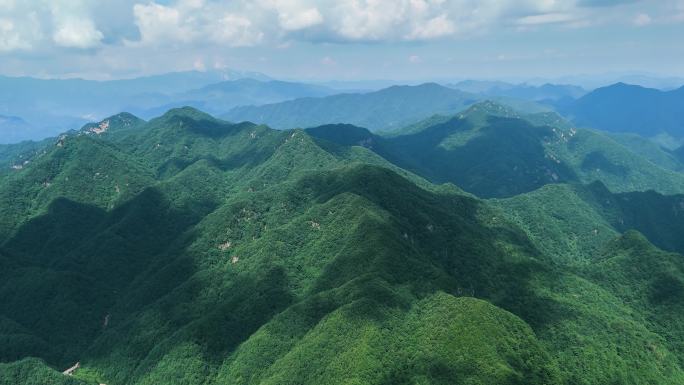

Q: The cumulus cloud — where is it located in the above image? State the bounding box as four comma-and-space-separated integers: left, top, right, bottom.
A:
258, 0, 324, 31
407, 14, 456, 39
0, 18, 32, 51
211, 14, 264, 46
0, 0, 104, 51
279, 7, 323, 31
0, 2, 42, 52
53, 18, 103, 48
132, 3, 192, 45
130, 1, 263, 47
0, 0, 681, 56
49, 0, 104, 49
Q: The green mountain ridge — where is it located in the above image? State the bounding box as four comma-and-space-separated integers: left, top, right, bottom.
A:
494, 181, 684, 264
2, 106, 684, 384
306, 101, 684, 198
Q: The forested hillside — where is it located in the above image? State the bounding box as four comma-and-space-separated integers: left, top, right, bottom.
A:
307, 101, 684, 198
2, 107, 684, 385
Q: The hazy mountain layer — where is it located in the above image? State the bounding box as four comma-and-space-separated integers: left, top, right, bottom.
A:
448, 80, 586, 101
223, 83, 480, 131
0, 72, 341, 143
560, 82, 684, 138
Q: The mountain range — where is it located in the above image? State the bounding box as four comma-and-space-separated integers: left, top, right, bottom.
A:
448, 80, 586, 101
135, 79, 336, 119
559, 82, 684, 140
0, 116, 36, 144
223, 83, 480, 131
0, 70, 338, 143
307, 102, 684, 197
3, 102, 684, 384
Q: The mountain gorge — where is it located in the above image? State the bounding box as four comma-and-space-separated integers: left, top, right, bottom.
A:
2, 102, 684, 385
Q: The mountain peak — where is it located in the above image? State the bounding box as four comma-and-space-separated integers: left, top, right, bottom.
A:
80, 112, 144, 135
305, 124, 374, 147
158, 106, 217, 122
458, 100, 520, 120
611, 81, 640, 88
382, 82, 447, 92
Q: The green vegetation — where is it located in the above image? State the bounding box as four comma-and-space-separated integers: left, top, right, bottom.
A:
2, 106, 684, 385
0, 358, 93, 385
307, 101, 684, 198
495, 182, 684, 263
605, 132, 683, 172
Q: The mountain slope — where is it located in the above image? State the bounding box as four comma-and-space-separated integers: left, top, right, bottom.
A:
306, 101, 684, 198
606, 132, 684, 171
2, 108, 684, 385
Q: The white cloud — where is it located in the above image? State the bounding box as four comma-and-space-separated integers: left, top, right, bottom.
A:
0, 0, 681, 59
0, 18, 31, 51
49, 0, 105, 49
211, 14, 263, 46
0, 0, 106, 52
332, 0, 408, 41
131, 2, 263, 47
278, 7, 323, 31
633, 13, 652, 26
406, 14, 455, 39
53, 18, 103, 48
132, 3, 191, 45
515, 13, 577, 26
408, 54, 422, 63
258, 1, 324, 31
0, 0, 16, 8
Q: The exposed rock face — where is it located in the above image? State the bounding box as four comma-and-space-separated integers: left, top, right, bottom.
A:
89, 120, 110, 135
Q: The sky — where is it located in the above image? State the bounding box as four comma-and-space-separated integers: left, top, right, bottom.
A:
0, 0, 683, 82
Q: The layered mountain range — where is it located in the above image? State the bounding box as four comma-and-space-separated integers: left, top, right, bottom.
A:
2, 100, 684, 384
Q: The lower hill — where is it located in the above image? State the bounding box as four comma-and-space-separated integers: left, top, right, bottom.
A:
2, 107, 684, 385
494, 182, 684, 264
